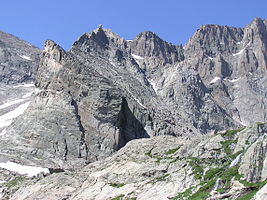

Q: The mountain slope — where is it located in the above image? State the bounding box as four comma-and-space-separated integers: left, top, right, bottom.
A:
0, 31, 40, 84
0, 18, 266, 199
5, 123, 267, 200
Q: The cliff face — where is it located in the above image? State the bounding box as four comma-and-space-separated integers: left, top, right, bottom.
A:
0, 18, 266, 200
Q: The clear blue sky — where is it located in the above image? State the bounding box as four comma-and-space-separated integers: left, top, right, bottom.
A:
1, 0, 266, 50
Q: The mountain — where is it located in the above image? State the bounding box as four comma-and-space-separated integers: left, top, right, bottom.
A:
0, 31, 40, 84
0, 31, 40, 148
0, 18, 266, 199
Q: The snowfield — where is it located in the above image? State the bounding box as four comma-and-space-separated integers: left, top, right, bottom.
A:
0, 161, 49, 177
131, 54, 144, 60
0, 101, 30, 128
20, 55, 32, 61
210, 76, 221, 84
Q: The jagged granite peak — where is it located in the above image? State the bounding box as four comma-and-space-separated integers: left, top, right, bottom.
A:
185, 24, 244, 57
0, 30, 192, 169
0, 30, 41, 84
129, 31, 184, 74
130, 31, 184, 60
0, 20, 267, 196
36, 39, 67, 89
72, 26, 128, 56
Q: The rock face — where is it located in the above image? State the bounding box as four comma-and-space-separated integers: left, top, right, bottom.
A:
0, 31, 40, 84
0, 30, 40, 159
0, 18, 267, 199
0, 18, 267, 167
4, 124, 267, 200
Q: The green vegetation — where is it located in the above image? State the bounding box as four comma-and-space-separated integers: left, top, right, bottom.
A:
220, 139, 237, 155
219, 128, 244, 155
4, 176, 27, 196
109, 183, 125, 188
111, 194, 125, 200
173, 126, 267, 200
111, 195, 137, 200
145, 149, 175, 163
165, 147, 180, 155
256, 122, 265, 126
238, 190, 258, 200
5, 176, 25, 189
222, 128, 245, 137
144, 149, 153, 158
174, 164, 242, 199
188, 157, 204, 180
203, 168, 223, 181
173, 188, 193, 200
238, 179, 267, 199
240, 180, 267, 188
220, 165, 241, 187
216, 188, 226, 193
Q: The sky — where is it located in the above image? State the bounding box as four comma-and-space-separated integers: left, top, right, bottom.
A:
0, 0, 266, 50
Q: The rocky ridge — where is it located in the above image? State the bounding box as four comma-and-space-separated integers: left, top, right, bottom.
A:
0, 31, 40, 84
0, 18, 266, 199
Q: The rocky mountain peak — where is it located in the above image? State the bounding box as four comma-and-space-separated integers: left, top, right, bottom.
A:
36, 40, 66, 89
130, 31, 184, 65
185, 24, 244, 57
1, 19, 267, 200
71, 26, 127, 57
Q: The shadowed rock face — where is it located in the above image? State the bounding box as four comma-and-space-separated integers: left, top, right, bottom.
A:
0, 18, 266, 171
0, 31, 40, 84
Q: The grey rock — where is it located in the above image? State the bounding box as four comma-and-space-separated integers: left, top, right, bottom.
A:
6, 124, 267, 200
0, 31, 41, 84
238, 123, 267, 182
0, 18, 267, 200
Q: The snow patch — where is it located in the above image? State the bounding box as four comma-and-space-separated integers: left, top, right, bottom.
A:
228, 78, 240, 83
126, 40, 132, 42
147, 79, 157, 93
233, 116, 247, 126
135, 98, 147, 109
0, 99, 25, 110
208, 56, 215, 60
233, 42, 250, 56
0, 129, 6, 136
22, 91, 34, 98
229, 154, 242, 168
0, 180, 5, 184
233, 49, 245, 56
0, 101, 30, 128
109, 61, 116, 67
131, 54, 144, 60
20, 55, 32, 61
13, 83, 35, 88
0, 161, 49, 177
210, 76, 221, 84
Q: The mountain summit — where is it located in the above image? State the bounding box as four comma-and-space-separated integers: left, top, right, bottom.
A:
0, 18, 267, 199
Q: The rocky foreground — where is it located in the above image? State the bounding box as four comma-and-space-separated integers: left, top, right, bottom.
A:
0, 18, 266, 199
1, 123, 267, 199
